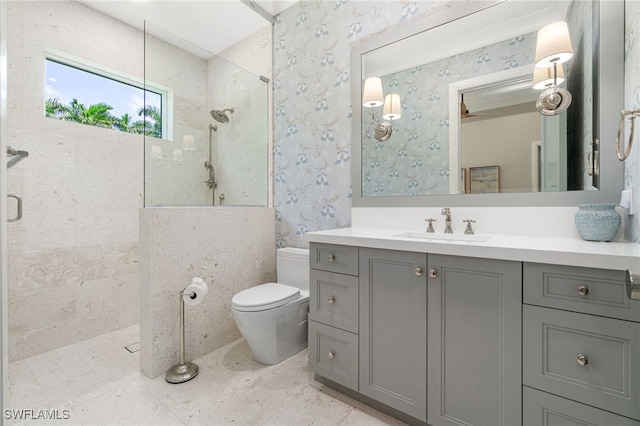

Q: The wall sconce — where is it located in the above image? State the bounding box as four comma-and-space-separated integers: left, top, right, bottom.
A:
534, 21, 573, 116
532, 65, 565, 90
172, 148, 183, 162
363, 77, 402, 141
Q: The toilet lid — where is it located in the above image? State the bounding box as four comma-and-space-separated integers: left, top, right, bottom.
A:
232, 283, 300, 312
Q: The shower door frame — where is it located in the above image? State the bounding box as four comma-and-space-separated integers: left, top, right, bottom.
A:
0, 0, 10, 411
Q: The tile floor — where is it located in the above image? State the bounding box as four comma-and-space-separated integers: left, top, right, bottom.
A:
8, 326, 406, 425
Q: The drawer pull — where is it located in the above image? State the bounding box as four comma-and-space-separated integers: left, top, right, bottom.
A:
327, 254, 335, 262
328, 351, 335, 360
577, 285, 590, 296
627, 270, 640, 300
576, 354, 589, 366
415, 267, 424, 276
328, 296, 335, 304
428, 269, 437, 278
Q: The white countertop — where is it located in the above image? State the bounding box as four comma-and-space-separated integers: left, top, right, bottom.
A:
305, 227, 640, 271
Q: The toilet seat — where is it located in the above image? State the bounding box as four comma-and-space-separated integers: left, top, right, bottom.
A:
232, 283, 301, 312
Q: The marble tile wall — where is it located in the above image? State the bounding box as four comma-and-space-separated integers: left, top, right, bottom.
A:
217, 26, 274, 207
6, 1, 143, 361
139, 207, 276, 379
143, 33, 211, 206
206, 56, 269, 207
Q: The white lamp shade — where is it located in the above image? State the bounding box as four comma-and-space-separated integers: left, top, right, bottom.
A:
172, 148, 183, 161
532, 65, 565, 90
182, 134, 195, 150
382, 94, 401, 120
535, 21, 573, 68
363, 77, 384, 107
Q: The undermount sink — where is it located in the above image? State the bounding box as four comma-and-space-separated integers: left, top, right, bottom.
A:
393, 232, 491, 243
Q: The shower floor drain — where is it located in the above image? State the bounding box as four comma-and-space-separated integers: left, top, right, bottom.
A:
124, 342, 141, 353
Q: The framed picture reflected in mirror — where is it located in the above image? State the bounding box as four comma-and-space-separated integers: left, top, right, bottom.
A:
469, 165, 500, 194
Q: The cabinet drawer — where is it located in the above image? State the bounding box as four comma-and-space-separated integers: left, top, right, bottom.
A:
524, 263, 638, 322
309, 320, 358, 391
523, 386, 640, 426
523, 304, 640, 420
310, 243, 358, 276
309, 269, 358, 333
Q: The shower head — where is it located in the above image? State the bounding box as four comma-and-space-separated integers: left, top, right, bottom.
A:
210, 108, 234, 123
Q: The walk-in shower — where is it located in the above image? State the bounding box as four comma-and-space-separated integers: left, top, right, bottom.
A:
143, 41, 268, 207
210, 108, 234, 124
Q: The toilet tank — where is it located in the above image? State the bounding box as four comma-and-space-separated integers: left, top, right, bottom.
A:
276, 247, 309, 292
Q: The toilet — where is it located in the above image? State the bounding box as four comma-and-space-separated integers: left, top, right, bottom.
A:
231, 247, 309, 365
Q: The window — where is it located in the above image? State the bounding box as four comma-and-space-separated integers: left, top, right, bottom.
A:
44, 54, 169, 139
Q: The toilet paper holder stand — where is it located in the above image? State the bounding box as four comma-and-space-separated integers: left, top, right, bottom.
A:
165, 288, 201, 384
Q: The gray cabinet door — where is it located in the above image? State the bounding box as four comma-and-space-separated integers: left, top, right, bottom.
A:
359, 248, 427, 422
427, 255, 522, 426
523, 386, 640, 426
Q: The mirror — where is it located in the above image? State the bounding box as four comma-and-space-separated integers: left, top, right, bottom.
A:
351, 0, 623, 207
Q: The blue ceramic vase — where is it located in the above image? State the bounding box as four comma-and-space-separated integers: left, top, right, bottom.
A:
574, 204, 621, 242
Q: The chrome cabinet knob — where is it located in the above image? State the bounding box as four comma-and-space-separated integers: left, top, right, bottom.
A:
415, 267, 424, 276
328, 351, 335, 360
428, 269, 437, 278
327, 254, 335, 262
577, 286, 589, 296
577, 354, 589, 366
328, 297, 335, 304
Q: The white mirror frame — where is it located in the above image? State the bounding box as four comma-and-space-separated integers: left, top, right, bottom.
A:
351, 0, 624, 208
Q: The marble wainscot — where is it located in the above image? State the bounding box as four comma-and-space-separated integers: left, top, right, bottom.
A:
139, 207, 276, 378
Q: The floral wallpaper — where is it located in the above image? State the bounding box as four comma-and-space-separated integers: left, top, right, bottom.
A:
624, 0, 640, 243
273, 0, 452, 248
362, 33, 537, 197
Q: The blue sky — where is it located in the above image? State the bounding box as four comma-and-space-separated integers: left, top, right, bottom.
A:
45, 59, 161, 119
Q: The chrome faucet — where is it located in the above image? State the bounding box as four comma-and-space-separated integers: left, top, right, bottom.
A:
463, 219, 476, 235
441, 208, 453, 234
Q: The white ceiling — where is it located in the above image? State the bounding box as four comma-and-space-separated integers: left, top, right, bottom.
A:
76, 0, 296, 58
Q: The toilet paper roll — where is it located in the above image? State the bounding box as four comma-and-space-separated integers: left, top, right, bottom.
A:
183, 277, 209, 306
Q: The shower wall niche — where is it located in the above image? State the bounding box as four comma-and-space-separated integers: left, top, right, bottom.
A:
144, 24, 270, 207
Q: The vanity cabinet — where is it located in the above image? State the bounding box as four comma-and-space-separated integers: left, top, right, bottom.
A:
359, 248, 428, 422
308, 243, 359, 391
427, 255, 522, 426
523, 263, 640, 424
310, 243, 524, 425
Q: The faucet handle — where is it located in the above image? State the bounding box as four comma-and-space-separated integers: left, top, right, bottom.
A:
425, 218, 436, 233
463, 219, 476, 235
441, 207, 451, 215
